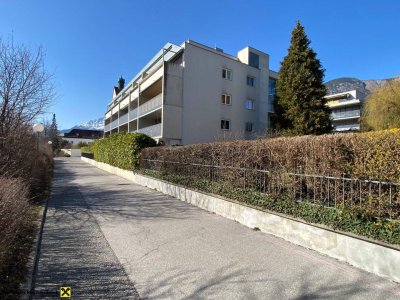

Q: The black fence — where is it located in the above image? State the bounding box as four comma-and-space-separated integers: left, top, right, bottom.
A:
140, 159, 400, 220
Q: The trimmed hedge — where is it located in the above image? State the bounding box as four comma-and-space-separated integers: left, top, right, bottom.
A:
141, 129, 400, 182
81, 143, 94, 159
80, 143, 94, 154
139, 169, 400, 245
93, 133, 156, 170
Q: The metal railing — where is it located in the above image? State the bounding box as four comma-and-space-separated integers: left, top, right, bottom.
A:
119, 112, 128, 125
331, 110, 360, 119
139, 94, 162, 116
104, 123, 111, 132
140, 159, 400, 220
111, 119, 118, 130
129, 108, 138, 120
138, 123, 161, 137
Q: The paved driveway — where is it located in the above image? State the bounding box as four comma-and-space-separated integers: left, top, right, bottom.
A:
33, 158, 400, 299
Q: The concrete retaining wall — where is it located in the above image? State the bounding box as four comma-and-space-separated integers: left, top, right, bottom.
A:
81, 157, 400, 283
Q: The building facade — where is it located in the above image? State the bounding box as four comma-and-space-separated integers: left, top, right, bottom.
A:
61, 129, 103, 145
104, 40, 278, 145
325, 90, 366, 131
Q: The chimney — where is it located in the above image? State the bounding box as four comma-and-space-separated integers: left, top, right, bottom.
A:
118, 76, 125, 91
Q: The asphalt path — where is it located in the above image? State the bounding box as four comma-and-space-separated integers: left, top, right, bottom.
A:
32, 158, 400, 299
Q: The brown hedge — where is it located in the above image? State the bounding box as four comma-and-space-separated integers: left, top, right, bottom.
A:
0, 177, 29, 268
141, 129, 400, 182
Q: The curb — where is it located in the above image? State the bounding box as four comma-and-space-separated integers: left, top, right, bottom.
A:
20, 195, 50, 300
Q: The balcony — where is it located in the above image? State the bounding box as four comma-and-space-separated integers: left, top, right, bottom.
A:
129, 108, 138, 120
111, 119, 118, 130
104, 123, 111, 132
331, 110, 360, 120
139, 94, 162, 117
335, 124, 360, 131
327, 99, 360, 108
138, 123, 161, 137
140, 67, 163, 92
119, 113, 128, 125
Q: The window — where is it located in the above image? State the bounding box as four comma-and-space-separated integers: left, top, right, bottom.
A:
221, 94, 232, 105
246, 76, 255, 87
268, 77, 277, 96
222, 68, 232, 80
245, 122, 253, 132
221, 119, 230, 130
245, 99, 255, 110
249, 52, 259, 68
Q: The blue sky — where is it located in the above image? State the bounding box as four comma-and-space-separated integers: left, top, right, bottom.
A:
1, 0, 399, 129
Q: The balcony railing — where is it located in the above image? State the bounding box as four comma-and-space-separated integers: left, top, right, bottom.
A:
111, 119, 118, 130
119, 113, 128, 125
129, 108, 138, 121
331, 110, 360, 120
334, 124, 360, 131
104, 123, 111, 132
139, 94, 162, 116
138, 123, 161, 137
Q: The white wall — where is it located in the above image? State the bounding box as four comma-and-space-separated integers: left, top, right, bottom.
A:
163, 62, 184, 141
180, 42, 272, 145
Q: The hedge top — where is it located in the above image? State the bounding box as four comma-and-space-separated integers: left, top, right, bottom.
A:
141, 129, 400, 183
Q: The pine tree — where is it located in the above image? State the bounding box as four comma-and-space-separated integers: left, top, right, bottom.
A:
118, 76, 125, 91
275, 21, 332, 135
49, 113, 59, 151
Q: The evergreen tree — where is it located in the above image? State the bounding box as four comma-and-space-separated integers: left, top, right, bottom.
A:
49, 114, 57, 137
118, 76, 125, 91
49, 113, 59, 151
275, 21, 332, 135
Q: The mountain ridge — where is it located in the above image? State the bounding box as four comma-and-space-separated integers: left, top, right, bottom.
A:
325, 77, 399, 95
61, 117, 104, 133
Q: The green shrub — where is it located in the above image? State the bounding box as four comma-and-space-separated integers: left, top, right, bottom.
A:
77, 141, 89, 148
94, 133, 156, 170
81, 142, 94, 154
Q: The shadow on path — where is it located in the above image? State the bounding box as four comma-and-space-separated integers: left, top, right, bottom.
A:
32, 160, 139, 299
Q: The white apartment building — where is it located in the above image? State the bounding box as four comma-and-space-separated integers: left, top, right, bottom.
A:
325, 90, 366, 131
104, 40, 278, 145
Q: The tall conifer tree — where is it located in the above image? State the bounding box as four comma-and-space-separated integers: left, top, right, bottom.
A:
275, 21, 332, 135
49, 113, 59, 151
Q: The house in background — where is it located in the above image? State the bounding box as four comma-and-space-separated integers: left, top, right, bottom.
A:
60, 128, 103, 145
104, 40, 278, 145
325, 90, 366, 131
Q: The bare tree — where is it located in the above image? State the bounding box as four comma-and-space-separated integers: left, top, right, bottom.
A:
0, 38, 54, 177
0, 38, 55, 137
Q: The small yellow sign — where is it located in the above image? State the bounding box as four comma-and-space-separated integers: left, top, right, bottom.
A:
60, 287, 71, 298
